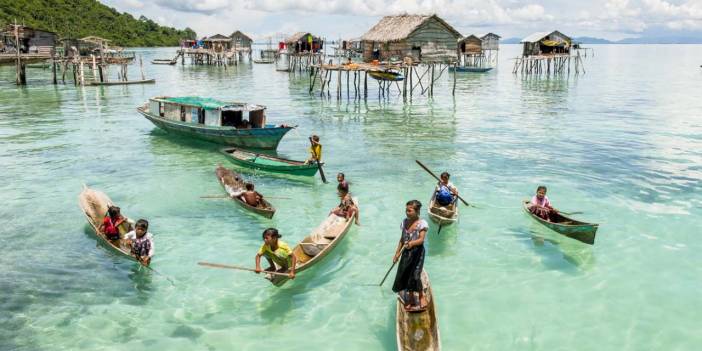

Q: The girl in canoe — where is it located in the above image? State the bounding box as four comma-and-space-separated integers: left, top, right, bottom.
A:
255, 228, 297, 279
331, 182, 359, 225
435, 172, 458, 206
392, 200, 428, 312
305, 135, 322, 165
124, 219, 154, 266
529, 186, 558, 221
99, 206, 130, 241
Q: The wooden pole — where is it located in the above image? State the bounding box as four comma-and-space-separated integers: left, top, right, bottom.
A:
52, 58, 57, 84
452, 63, 457, 96
364, 71, 368, 98
14, 23, 23, 85
139, 55, 145, 80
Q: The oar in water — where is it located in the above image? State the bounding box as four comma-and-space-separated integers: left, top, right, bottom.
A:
309, 137, 327, 183
559, 211, 583, 216
139, 264, 176, 286
365, 247, 405, 287
197, 262, 290, 277
415, 160, 472, 207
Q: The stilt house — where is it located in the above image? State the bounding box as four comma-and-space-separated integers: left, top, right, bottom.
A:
521, 31, 572, 56
1, 25, 57, 54
230, 31, 252, 50
283, 32, 323, 54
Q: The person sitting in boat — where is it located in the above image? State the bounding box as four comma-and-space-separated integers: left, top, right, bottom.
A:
124, 219, 154, 266
254, 228, 296, 279
529, 186, 558, 221
238, 183, 263, 207
99, 206, 130, 241
392, 200, 428, 312
435, 172, 458, 206
331, 182, 359, 225
305, 135, 322, 165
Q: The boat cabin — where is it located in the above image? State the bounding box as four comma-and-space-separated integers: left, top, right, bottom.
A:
148, 97, 268, 129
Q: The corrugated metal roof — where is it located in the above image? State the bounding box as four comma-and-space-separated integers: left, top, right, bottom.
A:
521, 32, 551, 43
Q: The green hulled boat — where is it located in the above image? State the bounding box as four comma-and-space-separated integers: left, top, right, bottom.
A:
522, 201, 599, 245
137, 96, 294, 150
221, 147, 320, 177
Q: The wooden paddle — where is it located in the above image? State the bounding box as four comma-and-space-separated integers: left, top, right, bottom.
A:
197, 262, 291, 277
200, 195, 291, 200
309, 137, 328, 183
415, 160, 470, 207
378, 246, 405, 287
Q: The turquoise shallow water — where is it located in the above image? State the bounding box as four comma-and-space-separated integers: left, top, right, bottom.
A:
1, 44, 701, 350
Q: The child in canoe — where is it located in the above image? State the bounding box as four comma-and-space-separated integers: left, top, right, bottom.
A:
99, 206, 131, 241
392, 200, 428, 312
435, 172, 458, 206
305, 135, 322, 165
124, 219, 154, 266
331, 182, 359, 225
255, 228, 297, 279
238, 183, 263, 207
529, 185, 558, 221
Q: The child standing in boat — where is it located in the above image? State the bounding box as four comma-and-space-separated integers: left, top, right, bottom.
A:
124, 219, 154, 266
255, 228, 297, 279
305, 135, 322, 165
392, 200, 428, 312
529, 185, 558, 221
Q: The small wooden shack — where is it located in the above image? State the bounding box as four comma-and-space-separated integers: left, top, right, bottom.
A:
521, 31, 571, 56
360, 14, 461, 63
480, 33, 501, 51
203, 34, 232, 51
458, 35, 482, 54
283, 32, 323, 54
230, 31, 252, 49
1, 25, 57, 54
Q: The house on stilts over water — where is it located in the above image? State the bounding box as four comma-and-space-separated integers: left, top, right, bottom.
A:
277, 32, 323, 72
513, 30, 584, 75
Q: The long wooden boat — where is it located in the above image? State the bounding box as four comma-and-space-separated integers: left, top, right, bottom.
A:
136, 96, 294, 150
396, 270, 441, 351
253, 58, 275, 64
369, 70, 405, 81
220, 147, 320, 177
89, 79, 155, 86
522, 201, 598, 245
151, 59, 176, 65
215, 165, 276, 218
448, 66, 493, 73
427, 192, 458, 226
77, 185, 146, 265
266, 200, 358, 286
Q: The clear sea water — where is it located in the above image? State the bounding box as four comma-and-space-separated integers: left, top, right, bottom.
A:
1, 44, 701, 350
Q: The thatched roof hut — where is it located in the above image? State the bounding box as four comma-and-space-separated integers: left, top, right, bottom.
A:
283, 32, 322, 54
203, 34, 232, 51
521, 30, 571, 56
360, 14, 461, 63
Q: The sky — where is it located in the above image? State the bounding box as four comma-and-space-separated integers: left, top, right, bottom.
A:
101, 0, 702, 41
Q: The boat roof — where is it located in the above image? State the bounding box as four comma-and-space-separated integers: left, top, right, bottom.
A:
156, 96, 265, 111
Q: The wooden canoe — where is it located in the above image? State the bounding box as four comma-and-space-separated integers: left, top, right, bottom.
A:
88, 79, 155, 86
448, 66, 493, 73
396, 270, 441, 351
221, 147, 320, 177
522, 201, 598, 245
266, 199, 358, 286
427, 192, 458, 226
369, 70, 404, 81
77, 185, 146, 265
215, 166, 276, 219
151, 59, 176, 65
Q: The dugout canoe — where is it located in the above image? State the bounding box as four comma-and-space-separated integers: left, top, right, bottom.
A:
77, 185, 146, 265
151, 59, 176, 65
221, 147, 320, 177
427, 192, 458, 227
448, 66, 493, 73
522, 201, 598, 245
369, 70, 404, 81
215, 166, 276, 219
88, 79, 156, 86
266, 199, 358, 286
396, 270, 441, 351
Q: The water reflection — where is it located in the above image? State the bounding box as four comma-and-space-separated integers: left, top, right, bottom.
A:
523, 224, 596, 271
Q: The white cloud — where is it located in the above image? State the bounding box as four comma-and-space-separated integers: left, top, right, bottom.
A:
153, 0, 232, 14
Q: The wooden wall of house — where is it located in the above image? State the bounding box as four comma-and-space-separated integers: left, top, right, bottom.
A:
231, 34, 252, 48
460, 37, 482, 53
362, 40, 413, 61
406, 18, 459, 52
481, 36, 499, 50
